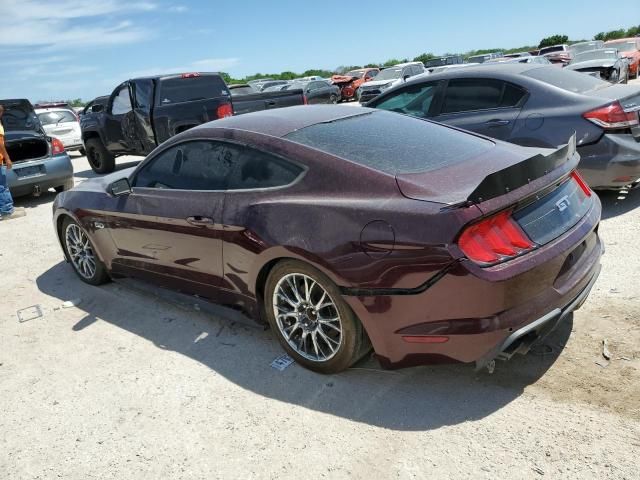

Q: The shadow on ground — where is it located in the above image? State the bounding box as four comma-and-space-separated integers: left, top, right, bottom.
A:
74, 160, 142, 179
13, 190, 58, 209
598, 187, 640, 220
37, 261, 572, 431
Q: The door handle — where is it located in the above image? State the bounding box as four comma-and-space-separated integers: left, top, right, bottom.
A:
186, 216, 214, 226
266, 101, 277, 106
485, 119, 510, 126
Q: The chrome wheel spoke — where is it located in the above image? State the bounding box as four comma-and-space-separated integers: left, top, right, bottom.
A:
65, 224, 96, 280
272, 272, 343, 363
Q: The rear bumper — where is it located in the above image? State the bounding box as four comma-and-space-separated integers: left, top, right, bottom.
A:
343, 198, 603, 369
578, 133, 640, 189
6, 154, 74, 197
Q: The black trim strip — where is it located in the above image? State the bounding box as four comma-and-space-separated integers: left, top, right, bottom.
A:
340, 261, 460, 297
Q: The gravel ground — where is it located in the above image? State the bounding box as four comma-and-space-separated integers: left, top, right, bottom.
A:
1, 94, 640, 478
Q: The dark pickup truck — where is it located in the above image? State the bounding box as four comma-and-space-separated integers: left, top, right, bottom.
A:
81, 72, 304, 173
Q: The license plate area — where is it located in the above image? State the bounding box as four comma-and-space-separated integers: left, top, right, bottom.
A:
15, 165, 45, 178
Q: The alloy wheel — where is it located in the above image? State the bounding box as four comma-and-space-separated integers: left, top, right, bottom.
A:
272, 273, 343, 362
65, 223, 97, 280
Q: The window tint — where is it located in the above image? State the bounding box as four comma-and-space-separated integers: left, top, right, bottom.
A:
112, 86, 132, 115
37, 110, 77, 125
441, 79, 525, 114
227, 148, 303, 190
373, 82, 439, 118
158, 75, 228, 105
285, 111, 493, 175
134, 141, 241, 190
522, 66, 608, 93
411, 65, 424, 75
132, 79, 153, 110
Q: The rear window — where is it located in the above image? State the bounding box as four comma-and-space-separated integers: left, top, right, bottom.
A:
540, 46, 566, 54
522, 66, 608, 93
284, 110, 493, 174
37, 110, 77, 125
158, 75, 229, 105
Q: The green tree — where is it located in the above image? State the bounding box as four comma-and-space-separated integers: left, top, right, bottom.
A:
603, 29, 627, 41
382, 58, 402, 67
594, 32, 606, 41
538, 34, 568, 48
413, 52, 437, 64
626, 25, 640, 37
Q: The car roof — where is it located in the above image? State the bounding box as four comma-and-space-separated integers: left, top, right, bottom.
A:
35, 107, 75, 114
194, 105, 371, 138
416, 63, 546, 81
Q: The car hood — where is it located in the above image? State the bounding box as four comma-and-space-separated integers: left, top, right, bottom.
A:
73, 166, 137, 193
360, 79, 398, 88
567, 59, 617, 69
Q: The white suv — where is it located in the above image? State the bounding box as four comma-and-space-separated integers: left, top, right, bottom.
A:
358, 62, 426, 103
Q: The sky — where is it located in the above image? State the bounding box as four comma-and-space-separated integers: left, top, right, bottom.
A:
1, 0, 638, 102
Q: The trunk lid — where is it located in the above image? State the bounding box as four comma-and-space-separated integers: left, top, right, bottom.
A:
396, 135, 578, 208
1, 99, 44, 134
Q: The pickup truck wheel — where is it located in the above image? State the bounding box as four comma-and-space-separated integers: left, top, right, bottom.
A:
79, 147, 86, 156
85, 138, 115, 174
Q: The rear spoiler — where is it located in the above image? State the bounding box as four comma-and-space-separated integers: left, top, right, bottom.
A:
466, 134, 577, 204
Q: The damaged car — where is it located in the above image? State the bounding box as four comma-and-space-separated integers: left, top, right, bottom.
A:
1, 99, 73, 197
604, 37, 640, 79
53, 106, 602, 374
565, 48, 629, 84
331, 68, 379, 101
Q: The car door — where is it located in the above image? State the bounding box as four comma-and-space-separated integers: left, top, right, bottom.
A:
306, 82, 324, 104
129, 78, 157, 155
219, 145, 306, 300
104, 83, 137, 153
433, 78, 527, 140
107, 140, 238, 300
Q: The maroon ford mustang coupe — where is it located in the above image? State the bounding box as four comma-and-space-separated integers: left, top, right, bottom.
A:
53, 106, 602, 373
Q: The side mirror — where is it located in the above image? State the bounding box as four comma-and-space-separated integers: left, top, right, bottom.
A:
403, 75, 411, 81
110, 177, 132, 196
92, 104, 104, 113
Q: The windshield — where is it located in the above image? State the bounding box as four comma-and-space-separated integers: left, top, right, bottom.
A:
285, 110, 493, 175
569, 42, 603, 55
572, 49, 618, 63
540, 46, 566, 54
287, 82, 307, 90
375, 68, 403, 81
345, 70, 365, 78
605, 41, 637, 52
37, 110, 77, 125
523, 66, 608, 93
1, 104, 41, 132
158, 75, 228, 105
230, 86, 255, 95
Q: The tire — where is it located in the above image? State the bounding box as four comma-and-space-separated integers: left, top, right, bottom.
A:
330, 94, 338, 104
85, 137, 115, 174
55, 179, 74, 193
79, 147, 86, 156
264, 260, 369, 374
61, 217, 110, 286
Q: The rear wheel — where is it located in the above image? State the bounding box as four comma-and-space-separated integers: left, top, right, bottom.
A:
85, 137, 115, 174
329, 94, 338, 104
265, 260, 369, 374
61, 218, 110, 285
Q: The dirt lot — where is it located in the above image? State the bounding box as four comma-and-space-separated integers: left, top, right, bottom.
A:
2, 122, 640, 477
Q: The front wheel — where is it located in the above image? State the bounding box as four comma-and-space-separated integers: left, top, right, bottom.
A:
61, 218, 110, 285
329, 94, 338, 104
265, 260, 369, 374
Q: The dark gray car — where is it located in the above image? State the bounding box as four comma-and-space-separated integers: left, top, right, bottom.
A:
366, 64, 640, 189
286, 80, 340, 104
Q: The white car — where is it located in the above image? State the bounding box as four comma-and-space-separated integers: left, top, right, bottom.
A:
357, 62, 426, 103
35, 108, 83, 152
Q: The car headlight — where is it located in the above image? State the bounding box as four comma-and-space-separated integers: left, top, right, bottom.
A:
380, 82, 393, 91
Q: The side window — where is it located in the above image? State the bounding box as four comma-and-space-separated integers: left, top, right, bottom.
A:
441, 79, 525, 114
133, 141, 241, 190
227, 148, 303, 190
111, 85, 132, 115
372, 82, 440, 118
132, 80, 153, 110
411, 65, 424, 76
365, 70, 377, 79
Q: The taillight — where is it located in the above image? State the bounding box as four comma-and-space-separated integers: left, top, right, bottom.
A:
571, 170, 592, 197
583, 101, 639, 129
51, 137, 65, 155
458, 210, 534, 264
216, 103, 233, 118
